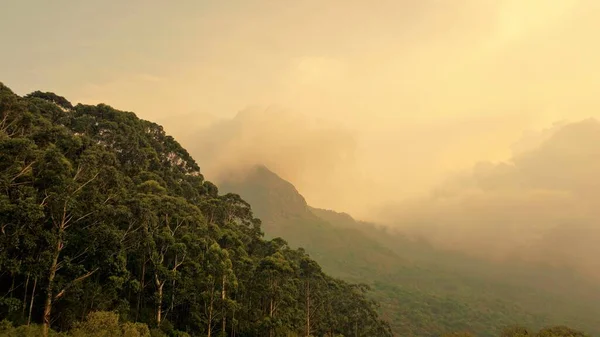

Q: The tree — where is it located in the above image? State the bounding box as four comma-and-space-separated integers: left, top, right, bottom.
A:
501, 326, 531, 337
0, 82, 394, 337
36, 146, 103, 337
537, 326, 588, 337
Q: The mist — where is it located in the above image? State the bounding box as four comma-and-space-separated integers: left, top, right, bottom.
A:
374, 119, 600, 278
4, 0, 600, 278
182, 106, 600, 280
182, 106, 362, 214
189, 113, 600, 280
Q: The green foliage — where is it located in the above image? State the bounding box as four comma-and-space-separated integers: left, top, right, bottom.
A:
501, 326, 532, 337
0, 320, 65, 337
0, 82, 391, 337
536, 326, 588, 337
70, 311, 150, 337
219, 165, 600, 337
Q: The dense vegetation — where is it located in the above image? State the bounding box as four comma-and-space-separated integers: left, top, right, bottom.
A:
220, 166, 600, 337
1, 311, 152, 336
0, 82, 393, 337
0, 311, 590, 337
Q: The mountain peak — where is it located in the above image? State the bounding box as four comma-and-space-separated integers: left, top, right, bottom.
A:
218, 165, 311, 221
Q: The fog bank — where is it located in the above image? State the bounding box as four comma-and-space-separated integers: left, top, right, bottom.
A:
375, 119, 600, 278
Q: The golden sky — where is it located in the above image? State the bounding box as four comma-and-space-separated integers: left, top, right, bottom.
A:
2, 0, 600, 214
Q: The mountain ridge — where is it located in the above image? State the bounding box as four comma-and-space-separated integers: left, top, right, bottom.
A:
218, 165, 407, 280
217, 161, 600, 337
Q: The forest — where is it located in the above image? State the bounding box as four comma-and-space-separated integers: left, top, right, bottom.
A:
0, 83, 391, 336
0, 82, 593, 337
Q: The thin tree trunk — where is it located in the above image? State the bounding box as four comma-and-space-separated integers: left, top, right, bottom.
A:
136, 258, 146, 321
27, 277, 37, 326
222, 275, 226, 337
156, 285, 163, 326
81, 299, 87, 321
43, 235, 62, 337
207, 287, 214, 337
155, 274, 164, 326
22, 273, 30, 318
232, 291, 238, 337
232, 304, 236, 337
269, 297, 274, 337
9, 275, 15, 298
170, 255, 178, 316
171, 279, 176, 311
164, 254, 183, 324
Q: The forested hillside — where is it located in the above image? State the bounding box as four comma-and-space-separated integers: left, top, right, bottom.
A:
219, 166, 600, 337
0, 82, 392, 337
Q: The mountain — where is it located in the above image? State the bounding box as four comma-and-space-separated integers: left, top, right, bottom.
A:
219, 165, 405, 281
2, 79, 595, 337
0, 82, 393, 337
219, 165, 600, 337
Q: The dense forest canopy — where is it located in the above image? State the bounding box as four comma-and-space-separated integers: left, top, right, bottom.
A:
0, 82, 392, 337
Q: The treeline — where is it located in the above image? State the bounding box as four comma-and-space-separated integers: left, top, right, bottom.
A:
0, 312, 591, 337
443, 325, 589, 337
0, 83, 392, 337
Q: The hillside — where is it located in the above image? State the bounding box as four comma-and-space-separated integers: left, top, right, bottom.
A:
219, 165, 406, 280
219, 165, 600, 337
0, 83, 393, 337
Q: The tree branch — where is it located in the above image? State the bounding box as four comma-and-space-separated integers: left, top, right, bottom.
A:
10, 161, 35, 183
71, 172, 99, 196
54, 267, 99, 301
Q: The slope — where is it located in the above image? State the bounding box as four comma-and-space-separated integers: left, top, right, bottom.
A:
218, 165, 600, 337
218, 165, 405, 280
0, 82, 393, 337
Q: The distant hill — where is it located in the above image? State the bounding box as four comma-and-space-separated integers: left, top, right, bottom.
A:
219, 164, 600, 337
219, 165, 405, 280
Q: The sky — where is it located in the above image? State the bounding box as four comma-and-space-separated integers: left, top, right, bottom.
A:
2, 0, 600, 215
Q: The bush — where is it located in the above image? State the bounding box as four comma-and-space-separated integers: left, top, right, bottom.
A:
70, 311, 150, 337
0, 320, 64, 337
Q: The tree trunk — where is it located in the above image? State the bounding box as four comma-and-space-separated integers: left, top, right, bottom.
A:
269, 297, 274, 337
9, 274, 15, 299
171, 279, 176, 311
136, 258, 146, 321
155, 274, 164, 326
43, 235, 62, 337
170, 255, 178, 318
232, 291, 238, 337
222, 275, 226, 337
207, 278, 215, 337
231, 305, 236, 337
207, 293, 213, 337
22, 273, 30, 318
27, 277, 37, 326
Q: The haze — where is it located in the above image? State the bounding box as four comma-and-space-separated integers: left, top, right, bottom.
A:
3, 0, 600, 218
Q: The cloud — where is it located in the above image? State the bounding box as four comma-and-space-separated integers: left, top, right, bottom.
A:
187, 106, 360, 210
289, 56, 347, 87
375, 119, 600, 278
490, 0, 579, 47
